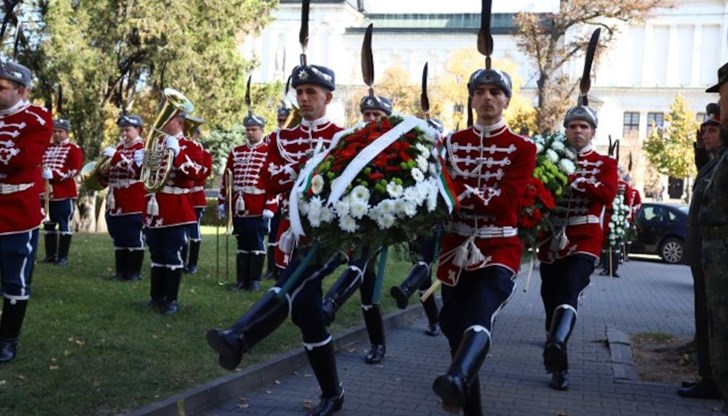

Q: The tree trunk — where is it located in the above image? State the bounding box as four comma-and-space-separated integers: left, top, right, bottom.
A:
96, 197, 108, 233
72, 191, 97, 232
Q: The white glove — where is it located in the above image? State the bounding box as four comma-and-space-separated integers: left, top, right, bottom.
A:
570, 177, 587, 192
262, 209, 274, 220
133, 149, 145, 166
165, 136, 180, 157
217, 204, 227, 220
102, 146, 117, 158
42, 167, 53, 179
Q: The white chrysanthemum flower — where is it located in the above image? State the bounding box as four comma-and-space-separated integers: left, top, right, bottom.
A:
339, 214, 358, 233
429, 162, 439, 177
415, 143, 429, 154
349, 199, 369, 219
307, 196, 323, 227
377, 213, 396, 229
546, 149, 559, 163
426, 184, 438, 212
415, 181, 431, 203
558, 159, 576, 175
551, 141, 565, 152
334, 198, 351, 217
378, 199, 395, 214
416, 155, 429, 172
299, 200, 310, 215
563, 148, 576, 160
402, 199, 418, 217
351, 185, 370, 202
310, 175, 324, 195
403, 186, 420, 203
535, 142, 544, 154
320, 206, 335, 223
386, 182, 404, 198
411, 167, 425, 182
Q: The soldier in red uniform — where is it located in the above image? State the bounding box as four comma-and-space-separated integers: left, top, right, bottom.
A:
182, 122, 212, 275
207, 63, 349, 415
600, 171, 627, 277
98, 114, 146, 281
142, 105, 206, 315
432, 68, 536, 414
0, 61, 53, 363
219, 112, 276, 291
538, 104, 618, 390
40, 118, 83, 266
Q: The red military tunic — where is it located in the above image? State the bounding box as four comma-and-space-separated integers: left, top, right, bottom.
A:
437, 121, 537, 286
42, 139, 83, 200
99, 139, 145, 216
260, 116, 343, 268
538, 144, 618, 263
601, 178, 628, 243
625, 184, 642, 223
0, 102, 53, 235
221, 141, 277, 218
143, 133, 206, 228
190, 144, 212, 209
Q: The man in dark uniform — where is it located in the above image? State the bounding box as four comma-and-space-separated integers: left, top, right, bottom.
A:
98, 114, 146, 281
432, 67, 536, 414
679, 103, 723, 399
207, 63, 348, 415
0, 61, 53, 362
538, 104, 618, 391
219, 112, 276, 291
699, 62, 728, 413
40, 118, 83, 266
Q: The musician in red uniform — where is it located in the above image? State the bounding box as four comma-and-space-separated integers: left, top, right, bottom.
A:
207, 64, 349, 415
142, 106, 206, 315
0, 61, 53, 363
538, 104, 618, 390
98, 114, 146, 281
219, 112, 276, 291
40, 118, 83, 266
432, 68, 536, 414
182, 122, 212, 275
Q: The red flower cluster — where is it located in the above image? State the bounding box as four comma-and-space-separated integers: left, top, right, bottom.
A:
519, 176, 557, 231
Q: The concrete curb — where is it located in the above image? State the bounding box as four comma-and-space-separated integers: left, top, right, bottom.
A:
606, 326, 640, 382
126, 304, 427, 416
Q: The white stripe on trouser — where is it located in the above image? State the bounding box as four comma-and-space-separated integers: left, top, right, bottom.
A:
554, 303, 578, 317
489, 280, 517, 334
303, 335, 332, 350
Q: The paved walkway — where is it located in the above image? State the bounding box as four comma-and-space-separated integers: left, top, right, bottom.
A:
135, 258, 724, 416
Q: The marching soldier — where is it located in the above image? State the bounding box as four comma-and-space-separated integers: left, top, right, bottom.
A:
142, 99, 206, 315
219, 113, 276, 291
207, 62, 348, 415
622, 173, 641, 260
276, 105, 291, 130
183, 122, 212, 275
0, 61, 53, 362
538, 104, 618, 391
320, 95, 393, 365
98, 114, 146, 281
432, 67, 537, 414
699, 62, 728, 413
40, 118, 83, 266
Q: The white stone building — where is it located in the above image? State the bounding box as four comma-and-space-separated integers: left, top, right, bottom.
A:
240, 0, 728, 198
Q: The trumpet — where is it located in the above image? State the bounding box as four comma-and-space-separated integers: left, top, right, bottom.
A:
79, 154, 112, 191
140, 88, 194, 192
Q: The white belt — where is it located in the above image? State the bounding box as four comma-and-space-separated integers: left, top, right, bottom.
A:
110, 179, 140, 189
191, 186, 204, 192
160, 186, 192, 195
233, 186, 265, 195
552, 215, 600, 226
0, 182, 33, 194
446, 222, 518, 239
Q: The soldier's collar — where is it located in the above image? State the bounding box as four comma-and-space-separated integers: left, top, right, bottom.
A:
578, 143, 594, 156
301, 115, 330, 129
0, 99, 26, 117
474, 119, 506, 136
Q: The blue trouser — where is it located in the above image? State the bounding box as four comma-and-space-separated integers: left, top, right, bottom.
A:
144, 225, 188, 270
187, 207, 205, 242
47, 199, 75, 234
539, 254, 594, 331
106, 213, 144, 250
439, 266, 515, 351
233, 216, 267, 253
0, 229, 39, 301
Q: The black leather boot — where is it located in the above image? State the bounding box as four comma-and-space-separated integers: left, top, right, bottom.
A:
390, 261, 430, 309
229, 252, 249, 291
162, 268, 182, 315
433, 326, 491, 409
185, 241, 201, 274
55, 234, 72, 266
306, 341, 344, 416
321, 264, 365, 326
362, 304, 386, 364
39, 222, 58, 263
544, 304, 577, 390
262, 244, 277, 280
462, 375, 483, 416
125, 250, 144, 281
0, 298, 28, 363
147, 266, 166, 311
206, 289, 290, 370
422, 294, 440, 336
246, 253, 265, 291
113, 250, 125, 279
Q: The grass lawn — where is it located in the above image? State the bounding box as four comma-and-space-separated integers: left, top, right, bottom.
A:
0, 227, 417, 416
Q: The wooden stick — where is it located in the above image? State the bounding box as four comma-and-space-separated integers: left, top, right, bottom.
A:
420, 279, 441, 302
523, 254, 535, 292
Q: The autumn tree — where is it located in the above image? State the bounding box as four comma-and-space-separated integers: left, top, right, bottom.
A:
515, 0, 665, 132
642, 95, 699, 183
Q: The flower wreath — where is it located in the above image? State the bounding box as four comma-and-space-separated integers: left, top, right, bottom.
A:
606, 193, 630, 247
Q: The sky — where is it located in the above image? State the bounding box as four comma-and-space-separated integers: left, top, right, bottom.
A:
361, 0, 561, 14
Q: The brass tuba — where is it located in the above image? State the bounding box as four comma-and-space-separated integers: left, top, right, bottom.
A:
140, 88, 194, 192
79, 156, 111, 191
183, 114, 205, 137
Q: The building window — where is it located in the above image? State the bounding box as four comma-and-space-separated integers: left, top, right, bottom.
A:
647, 112, 664, 130
696, 112, 707, 122
623, 112, 640, 136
